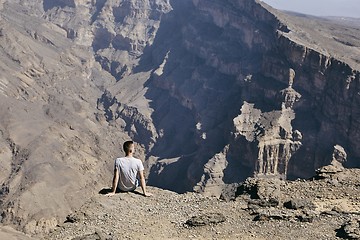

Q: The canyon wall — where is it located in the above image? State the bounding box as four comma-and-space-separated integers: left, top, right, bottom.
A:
0, 0, 359, 234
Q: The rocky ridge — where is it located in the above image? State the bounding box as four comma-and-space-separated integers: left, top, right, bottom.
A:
45, 166, 360, 239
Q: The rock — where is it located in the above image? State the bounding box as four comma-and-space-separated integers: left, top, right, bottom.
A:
283, 199, 315, 210
332, 145, 347, 165
194, 146, 229, 197
279, 69, 302, 109
236, 178, 283, 203
336, 219, 360, 239
295, 212, 316, 223
316, 145, 347, 179
253, 209, 293, 221
248, 198, 279, 209
220, 183, 241, 202
316, 164, 344, 176
253, 208, 316, 223
185, 213, 226, 227
64, 214, 80, 224
293, 130, 302, 141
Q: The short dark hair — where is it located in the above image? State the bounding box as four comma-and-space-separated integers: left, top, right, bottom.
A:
123, 141, 134, 154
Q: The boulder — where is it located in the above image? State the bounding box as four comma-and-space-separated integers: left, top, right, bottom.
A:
185, 213, 226, 227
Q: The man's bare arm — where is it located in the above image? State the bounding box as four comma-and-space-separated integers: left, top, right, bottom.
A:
139, 170, 152, 197
107, 168, 119, 196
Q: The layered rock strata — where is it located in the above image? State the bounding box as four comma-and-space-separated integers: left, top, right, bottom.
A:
232, 69, 302, 179
0, 0, 360, 235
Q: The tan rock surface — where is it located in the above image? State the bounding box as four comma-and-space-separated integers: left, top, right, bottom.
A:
0, 226, 34, 240
45, 168, 360, 239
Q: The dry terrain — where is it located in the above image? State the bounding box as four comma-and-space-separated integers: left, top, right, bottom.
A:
47, 168, 360, 239
0, 0, 359, 239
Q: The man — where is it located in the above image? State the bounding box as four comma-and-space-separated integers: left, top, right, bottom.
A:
107, 141, 152, 197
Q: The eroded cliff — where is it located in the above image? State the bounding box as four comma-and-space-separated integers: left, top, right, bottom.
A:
0, 0, 359, 235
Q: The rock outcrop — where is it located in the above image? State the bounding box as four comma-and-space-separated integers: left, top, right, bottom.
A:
316, 144, 347, 179
34, 168, 360, 239
232, 69, 302, 179
234, 167, 360, 227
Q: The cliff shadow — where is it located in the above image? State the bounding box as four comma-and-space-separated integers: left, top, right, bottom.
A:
98, 188, 144, 196
131, 0, 203, 192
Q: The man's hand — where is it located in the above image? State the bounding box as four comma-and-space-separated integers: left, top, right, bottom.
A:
144, 192, 153, 197
106, 192, 116, 197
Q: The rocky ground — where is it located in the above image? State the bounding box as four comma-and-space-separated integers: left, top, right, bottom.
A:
17, 166, 354, 239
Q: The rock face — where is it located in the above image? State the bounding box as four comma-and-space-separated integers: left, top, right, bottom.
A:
232, 68, 302, 179
0, 0, 360, 235
0, 0, 133, 235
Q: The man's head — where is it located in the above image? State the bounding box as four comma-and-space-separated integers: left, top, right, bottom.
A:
123, 141, 134, 155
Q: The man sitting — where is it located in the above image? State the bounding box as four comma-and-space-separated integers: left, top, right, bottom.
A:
106, 141, 152, 197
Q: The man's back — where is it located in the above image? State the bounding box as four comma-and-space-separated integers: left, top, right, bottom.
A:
107, 140, 151, 197
115, 156, 144, 191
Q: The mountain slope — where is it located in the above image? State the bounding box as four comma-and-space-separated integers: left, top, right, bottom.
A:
0, 0, 359, 236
